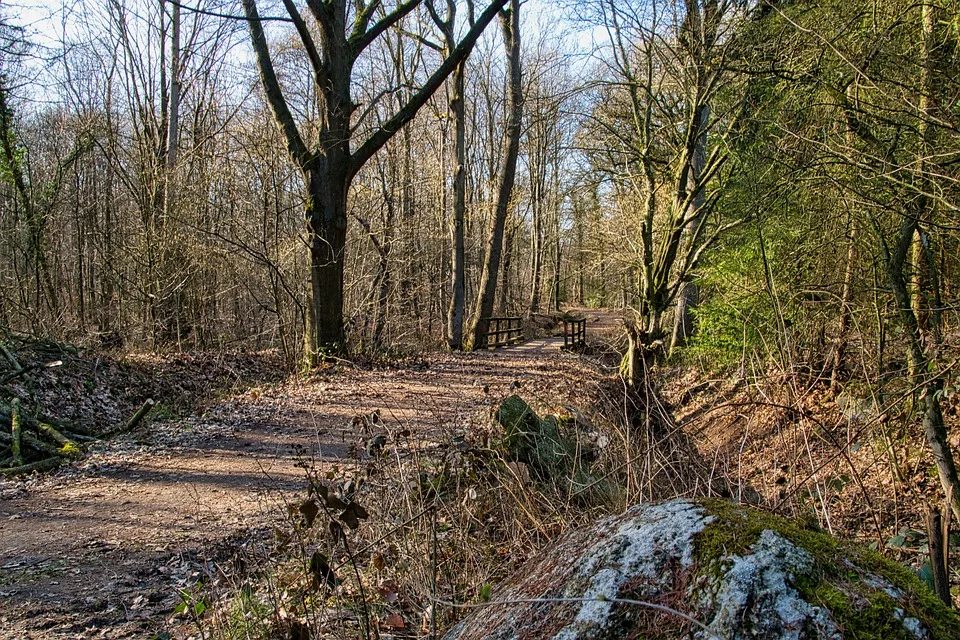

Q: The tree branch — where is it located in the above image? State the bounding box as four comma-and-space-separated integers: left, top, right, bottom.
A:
349, 0, 508, 178
242, 0, 311, 168
350, 0, 422, 59
279, 0, 330, 92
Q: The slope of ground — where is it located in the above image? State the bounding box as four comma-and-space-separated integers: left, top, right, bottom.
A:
661, 363, 960, 576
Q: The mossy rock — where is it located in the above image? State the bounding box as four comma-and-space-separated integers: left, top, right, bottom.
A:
442, 499, 960, 639
496, 394, 541, 450
495, 395, 592, 490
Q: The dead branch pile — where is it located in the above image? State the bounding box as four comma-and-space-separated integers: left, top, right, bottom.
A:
0, 334, 154, 477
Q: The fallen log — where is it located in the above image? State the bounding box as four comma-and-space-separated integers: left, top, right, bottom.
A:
36, 421, 80, 451
0, 359, 62, 385
0, 457, 63, 476
60, 430, 97, 443
40, 414, 94, 437
21, 430, 62, 458
22, 430, 81, 459
0, 423, 75, 459
0, 407, 90, 442
0, 344, 21, 372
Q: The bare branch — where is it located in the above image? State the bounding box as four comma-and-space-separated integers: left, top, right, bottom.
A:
349, 0, 508, 177
350, 0, 421, 59
241, 0, 310, 168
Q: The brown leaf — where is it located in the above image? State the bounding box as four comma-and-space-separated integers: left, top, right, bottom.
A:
309, 551, 337, 589
382, 613, 405, 630
325, 494, 348, 510
288, 620, 311, 640
328, 520, 344, 544
351, 502, 369, 519
298, 499, 319, 528
312, 483, 329, 501
340, 508, 360, 530
339, 500, 369, 529
274, 527, 292, 551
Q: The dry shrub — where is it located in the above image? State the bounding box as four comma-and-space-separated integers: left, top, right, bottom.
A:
186, 372, 734, 639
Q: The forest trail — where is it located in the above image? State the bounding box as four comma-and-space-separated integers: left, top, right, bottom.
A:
0, 310, 621, 639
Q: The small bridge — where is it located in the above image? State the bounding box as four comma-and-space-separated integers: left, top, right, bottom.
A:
476, 316, 524, 348
477, 315, 589, 352
562, 318, 586, 349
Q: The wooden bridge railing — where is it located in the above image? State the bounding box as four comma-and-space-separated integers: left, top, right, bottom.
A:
563, 318, 587, 349
478, 316, 523, 348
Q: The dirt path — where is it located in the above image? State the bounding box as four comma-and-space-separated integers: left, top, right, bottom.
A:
0, 312, 621, 639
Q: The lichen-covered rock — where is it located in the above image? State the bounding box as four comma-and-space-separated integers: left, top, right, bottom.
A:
442, 499, 960, 639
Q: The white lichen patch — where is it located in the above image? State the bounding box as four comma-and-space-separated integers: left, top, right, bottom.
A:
861, 570, 905, 600
443, 500, 960, 640
842, 557, 906, 601
895, 608, 931, 639
703, 529, 842, 640
552, 499, 713, 639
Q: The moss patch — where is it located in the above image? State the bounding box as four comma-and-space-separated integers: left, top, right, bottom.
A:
692, 499, 960, 639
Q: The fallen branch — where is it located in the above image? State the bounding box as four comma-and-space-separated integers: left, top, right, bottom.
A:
0, 344, 21, 372
0, 360, 62, 385
24, 430, 80, 459
41, 414, 94, 437
0, 456, 64, 477
1, 407, 90, 441
0, 417, 84, 460
36, 421, 79, 450
53, 426, 97, 443
103, 399, 156, 438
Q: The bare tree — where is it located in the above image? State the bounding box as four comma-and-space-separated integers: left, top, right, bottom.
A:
424, 1, 475, 350
579, 0, 747, 359
241, 0, 507, 358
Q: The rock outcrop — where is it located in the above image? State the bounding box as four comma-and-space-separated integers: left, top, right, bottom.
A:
443, 499, 960, 639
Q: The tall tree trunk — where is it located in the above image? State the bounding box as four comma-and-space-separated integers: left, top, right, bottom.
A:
529, 198, 543, 313
831, 224, 857, 391
499, 221, 513, 312
883, 215, 960, 520
670, 103, 709, 353
911, 0, 938, 346
243, 0, 509, 358
165, 0, 180, 175
306, 163, 349, 354
446, 61, 467, 350
0, 79, 56, 321
161, 0, 182, 344
468, 0, 521, 349
553, 220, 562, 311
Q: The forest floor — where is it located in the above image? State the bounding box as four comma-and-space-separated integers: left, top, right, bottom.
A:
0, 311, 623, 639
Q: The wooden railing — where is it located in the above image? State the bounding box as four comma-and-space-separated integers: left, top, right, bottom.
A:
478, 316, 523, 348
563, 318, 587, 349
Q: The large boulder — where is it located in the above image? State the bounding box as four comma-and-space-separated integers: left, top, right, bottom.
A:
443, 499, 960, 639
